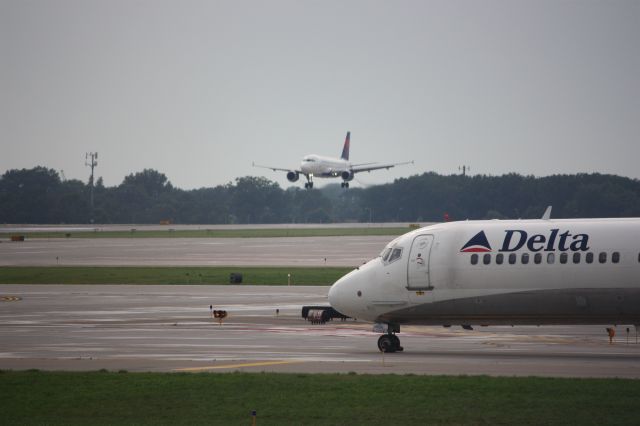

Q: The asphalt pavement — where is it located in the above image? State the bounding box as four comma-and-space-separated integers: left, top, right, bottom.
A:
1, 284, 639, 377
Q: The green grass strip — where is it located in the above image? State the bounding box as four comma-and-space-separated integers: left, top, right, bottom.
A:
0, 266, 352, 285
0, 227, 412, 239
1, 371, 639, 425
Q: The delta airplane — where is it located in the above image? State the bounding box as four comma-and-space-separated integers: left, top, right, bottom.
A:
328, 211, 640, 352
253, 131, 412, 189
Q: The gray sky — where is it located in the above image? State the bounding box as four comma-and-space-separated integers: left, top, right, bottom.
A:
2, 0, 639, 190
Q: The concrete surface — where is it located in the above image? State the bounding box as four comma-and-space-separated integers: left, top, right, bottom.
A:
0, 236, 389, 267
1, 285, 639, 377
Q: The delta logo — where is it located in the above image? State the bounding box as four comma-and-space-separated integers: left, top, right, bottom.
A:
460, 229, 591, 253
460, 231, 492, 252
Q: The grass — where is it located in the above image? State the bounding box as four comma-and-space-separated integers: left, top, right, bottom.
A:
0, 371, 639, 425
0, 266, 352, 285
0, 227, 411, 239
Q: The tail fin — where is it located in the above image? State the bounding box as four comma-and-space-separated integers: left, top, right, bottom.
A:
340, 131, 350, 160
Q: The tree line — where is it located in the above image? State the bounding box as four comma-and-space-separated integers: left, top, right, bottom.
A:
1, 166, 640, 224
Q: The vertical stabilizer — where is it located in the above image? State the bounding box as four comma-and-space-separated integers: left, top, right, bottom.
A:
341, 131, 350, 160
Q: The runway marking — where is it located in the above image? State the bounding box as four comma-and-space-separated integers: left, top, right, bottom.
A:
174, 360, 304, 372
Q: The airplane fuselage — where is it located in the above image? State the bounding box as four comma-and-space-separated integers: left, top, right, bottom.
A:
300, 155, 350, 178
329, 218, 640, 328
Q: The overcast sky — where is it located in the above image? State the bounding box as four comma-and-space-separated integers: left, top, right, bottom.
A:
2, 0, 639, 190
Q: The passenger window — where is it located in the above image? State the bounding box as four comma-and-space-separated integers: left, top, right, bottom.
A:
573, 252, 581, 264
508, 253, 516, 265
521, 253, 529, 265
612, 252, 620, 264
534, 253, 542, 264
388, 248, 403, 263
547, 253, 555, 264
586, 252, 594, 264
496, 253, 504, 265
471, 254, 478, 265
599, 252, 607, 264
560, 253, 568, 264
483, 254, 491, 265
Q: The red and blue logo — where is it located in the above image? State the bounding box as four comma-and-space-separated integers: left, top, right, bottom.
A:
460, 231, 492, 252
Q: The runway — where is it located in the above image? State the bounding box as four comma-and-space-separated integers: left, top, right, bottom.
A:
0, 223, 417, 233
1, 284, 639, 377
0, 236, 390, 267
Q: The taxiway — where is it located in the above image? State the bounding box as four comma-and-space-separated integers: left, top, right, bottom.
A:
1, 284, 639, 377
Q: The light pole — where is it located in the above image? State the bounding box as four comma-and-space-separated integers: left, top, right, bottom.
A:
85, 152, 98, 223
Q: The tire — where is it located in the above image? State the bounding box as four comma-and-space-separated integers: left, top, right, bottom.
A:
391, 334, 403, 352
377, 335, 396, 353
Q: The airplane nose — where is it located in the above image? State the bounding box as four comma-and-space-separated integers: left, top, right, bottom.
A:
327, 278, 342, 310
328, 272, 353, 316
328, 266, 371, 319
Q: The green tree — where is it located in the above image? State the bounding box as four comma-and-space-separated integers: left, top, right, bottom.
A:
0, 167, 61, 223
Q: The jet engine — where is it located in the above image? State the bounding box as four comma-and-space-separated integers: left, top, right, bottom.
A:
287, 171, 299, 182
341, 171, 354, 182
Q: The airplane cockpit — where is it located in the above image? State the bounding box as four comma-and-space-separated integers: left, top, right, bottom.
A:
378, 236, 404, 265
329, 229, 420, 352
380, 246, 403, 265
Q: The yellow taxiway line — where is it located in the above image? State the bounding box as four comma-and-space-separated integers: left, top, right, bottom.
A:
174, 360, 304, 372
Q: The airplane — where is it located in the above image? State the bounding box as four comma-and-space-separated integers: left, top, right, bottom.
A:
252, 131, 413, 189
328, 211, 640, 352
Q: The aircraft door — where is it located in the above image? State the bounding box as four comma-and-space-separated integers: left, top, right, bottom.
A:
407, 234, 434, 290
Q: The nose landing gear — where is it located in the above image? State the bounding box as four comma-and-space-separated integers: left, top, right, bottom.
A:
377, 333, 403, 353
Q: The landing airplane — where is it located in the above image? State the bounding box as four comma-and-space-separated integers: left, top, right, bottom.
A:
328, 213, 640, 352
253, 132, 412, 189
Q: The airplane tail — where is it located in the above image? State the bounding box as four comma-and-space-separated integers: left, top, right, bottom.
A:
340, 131, 350, 161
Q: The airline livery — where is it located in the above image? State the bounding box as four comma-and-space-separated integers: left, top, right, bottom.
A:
328, 216, 640, 352
253, 132, 412, 189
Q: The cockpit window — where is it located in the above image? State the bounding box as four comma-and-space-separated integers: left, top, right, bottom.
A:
388, 248, 403, 263
380, 248, 392, 262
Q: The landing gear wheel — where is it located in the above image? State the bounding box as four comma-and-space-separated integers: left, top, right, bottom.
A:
377, 334, 402, 353
391, 334, 403, 352
341, 182, 349, 188
378, 335, 395, 353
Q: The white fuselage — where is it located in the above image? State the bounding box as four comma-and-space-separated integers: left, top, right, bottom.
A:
300, 155, 350, 178
328, 218, 640, 326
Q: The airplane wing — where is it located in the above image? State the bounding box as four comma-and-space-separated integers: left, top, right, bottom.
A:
349, 162, 377, 167
252, 162, 301, 174
351, 160, 414, 174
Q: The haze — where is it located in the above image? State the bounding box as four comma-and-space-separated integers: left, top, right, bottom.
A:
1, 0, 639, 189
